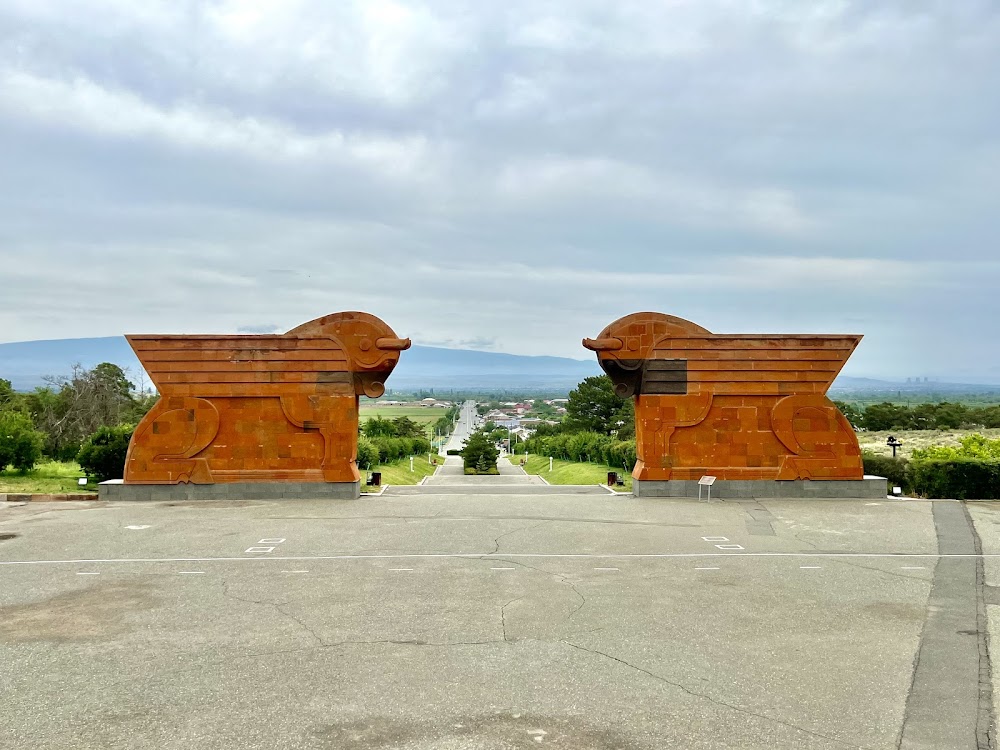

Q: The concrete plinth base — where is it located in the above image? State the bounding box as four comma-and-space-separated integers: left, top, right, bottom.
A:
632, 475, 887, 500
99, 480, 361, 501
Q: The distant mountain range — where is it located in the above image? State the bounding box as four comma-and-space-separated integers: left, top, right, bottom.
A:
3, 336, 1000, 395
0, 336, 601, 392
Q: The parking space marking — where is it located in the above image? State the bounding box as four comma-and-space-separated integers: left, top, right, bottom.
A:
125, 525, 151, 530
799, 566, 822, 569
245, 546, 275, 554
282, 570, 310, 573
389, 568, 414, 572
702, 536, 729, 542
491, 567, 516, 571
900, 566, 926, 570
179, 571, 205, 575
593, 567, 619, 571
715, 544, 744, 550
695, 567, 720, 570
258, 538, 285, 544
76, 571, 100, 575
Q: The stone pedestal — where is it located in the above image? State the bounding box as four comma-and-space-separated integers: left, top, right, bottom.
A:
99, 480, 360, 501
632, 475, 887, 500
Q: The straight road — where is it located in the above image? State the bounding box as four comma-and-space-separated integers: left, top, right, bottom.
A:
441, 399, 478, 454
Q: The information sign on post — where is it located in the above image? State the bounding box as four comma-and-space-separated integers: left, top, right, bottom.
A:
698, 475, 717, 502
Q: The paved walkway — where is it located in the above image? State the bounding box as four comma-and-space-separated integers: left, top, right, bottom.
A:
422, 456, 548, 487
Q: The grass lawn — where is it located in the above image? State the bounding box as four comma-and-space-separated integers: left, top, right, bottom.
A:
0, 460, 97, 494
514, 454, 632, 492
361, 454, 441, 491
857, 428, 1000, 458
358, 404, 452, 439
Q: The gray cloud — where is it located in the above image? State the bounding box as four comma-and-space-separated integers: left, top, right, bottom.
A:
0, 0, 998, 381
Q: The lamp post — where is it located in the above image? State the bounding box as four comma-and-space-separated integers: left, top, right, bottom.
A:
887, 436, 903, 458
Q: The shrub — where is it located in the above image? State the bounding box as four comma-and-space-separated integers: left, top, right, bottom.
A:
77, 424, 134, 481
912, 433, 1000, 461
0, 410, 44, 473
910, 458, 1000, 500
356, 436, 378, 470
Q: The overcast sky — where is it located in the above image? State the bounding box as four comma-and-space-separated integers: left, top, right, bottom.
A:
1, 0, 998, 380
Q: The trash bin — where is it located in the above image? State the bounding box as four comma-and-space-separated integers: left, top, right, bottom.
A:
370, 472, 382, 487
607, 471, 618, 486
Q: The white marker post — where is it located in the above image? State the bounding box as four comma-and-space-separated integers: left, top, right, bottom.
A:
698, 475, 717, 502
410, 456, 414, 472
549, 457, 553, 472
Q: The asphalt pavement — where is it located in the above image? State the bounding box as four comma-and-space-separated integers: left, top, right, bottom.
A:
1, 491, 995, 749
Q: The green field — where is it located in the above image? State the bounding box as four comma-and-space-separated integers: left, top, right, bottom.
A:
0, 461, 97, 494
514, 454, 632, 492
362, 454, 440, 491
857, 428, 1000, 458
358, 404, 452, 437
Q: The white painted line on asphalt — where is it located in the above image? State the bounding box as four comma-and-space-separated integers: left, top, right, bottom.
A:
179, 571, 205, 575
593, 567, 619, 571
715, 544, 744, 550
125, 525, 151, 530
799, 566, 822, 569
694, 567, 720, 570
245, 546, 275, 553
6, 552, 995, 567
900, 566, 926, 570
389, 568, 414, 572
76, 571, 100, 575
491, 567, 516, 571
702, 536, 729, 542
258, 538, 285, 544
865, 503, 882, 506
282, 570, 310, 573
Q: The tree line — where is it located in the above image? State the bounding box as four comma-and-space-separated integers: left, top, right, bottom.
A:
0, 367, 461, 479
834, 401, 1000, 431
0, 364, 155, 476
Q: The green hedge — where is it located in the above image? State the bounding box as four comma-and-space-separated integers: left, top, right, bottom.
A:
862, 452, 911, 492
360, 435, 432, 468
522, 431, 636, 471
909, 458, 1000, 500
861, 450, 1000, 499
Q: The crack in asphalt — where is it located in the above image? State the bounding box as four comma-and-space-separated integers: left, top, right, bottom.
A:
824, 557, 932, 584
485, 556, 588, 622
274, 602, 326, 647
491, 520, 551, 555
500, 598, 520, 642
559, 640, 872, 750
220, 580, 326, 646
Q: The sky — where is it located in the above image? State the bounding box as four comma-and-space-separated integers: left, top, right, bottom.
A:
1, 0, 998, 381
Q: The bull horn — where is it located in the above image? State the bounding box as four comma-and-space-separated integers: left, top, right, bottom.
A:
376, 337, 412, 351
582, 337, 623, 352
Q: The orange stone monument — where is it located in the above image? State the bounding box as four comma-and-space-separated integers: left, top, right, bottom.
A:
584, 312, 883, 498
102, 312, 409, 500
